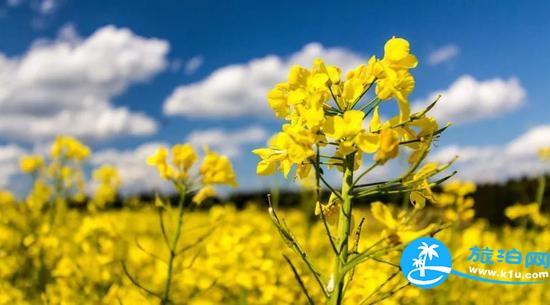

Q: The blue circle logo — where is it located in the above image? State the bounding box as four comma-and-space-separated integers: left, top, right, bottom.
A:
400, 237, 452, 289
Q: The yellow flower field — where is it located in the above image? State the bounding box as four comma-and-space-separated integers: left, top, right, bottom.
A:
1, 199, 548, 305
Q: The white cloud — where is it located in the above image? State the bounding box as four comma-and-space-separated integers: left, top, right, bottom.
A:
414, 75, 526, 124
0, 144, 26, 188
184, 55, 204, 75
506, 125, 550, 156
0, 25, 169, 143
186, 125, 268, 157
428, 44, 459, 66
92, 142, 171, 194
431, 124, 550, 182
163, 42, 366, 118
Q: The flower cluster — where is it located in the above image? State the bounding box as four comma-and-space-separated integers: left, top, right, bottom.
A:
90, 165, 121, 211
147, 144, 238, 204
18, 136, 124, 216
19, 136, 91, 212
254, 37, 441, 183
50, 135, 91, 161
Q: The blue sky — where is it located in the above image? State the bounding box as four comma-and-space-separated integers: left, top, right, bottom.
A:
0, 0, 549, 194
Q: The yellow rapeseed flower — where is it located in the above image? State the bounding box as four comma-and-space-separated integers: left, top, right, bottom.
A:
200, 149, 238, 187
373, 127, 400, 164
253, 130, 315, 178
192, 185, 216, 205
50, 136, 91, 161
146, 147, 175, 180
19, 155, 45, 173
381, 37, 418, 70
90, 165, 121, 210
0, 189, 16, 205
172, 144, 198, 170
505, 203, 548, 227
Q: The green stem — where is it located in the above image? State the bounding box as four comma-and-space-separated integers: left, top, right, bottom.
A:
328, 153, 355, 305
160, 188, 186, 305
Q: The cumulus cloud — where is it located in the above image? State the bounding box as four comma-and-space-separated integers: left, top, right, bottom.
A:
163, 43, 366, 118
0, 25, 169, 143
186, 125, 268, 157
413, 75, 526, 124
428, 44, 459, 66
431, 125, 550, 182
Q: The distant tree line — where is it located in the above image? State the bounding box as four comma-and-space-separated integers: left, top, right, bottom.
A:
69, 175, 549, 225
227, 175, 550, 225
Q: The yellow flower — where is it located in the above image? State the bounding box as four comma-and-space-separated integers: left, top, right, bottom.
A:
193, 185, 216, 205
324, 110, 364, 140
253, 128, 315, 178
381, 37, 418, 70
505, 203, 548, 227
371, 37, 418, 122
146, 147, 175, 180
50, 136, 91, 161
267, 59, 333, 127
323, 110, 379, 155
267, 83, 291, 119
374, 127, 400, 164
443, 181, 476, 197
403, 162, 440, 208
375, 68, 414, 121
90, 165, 121, 210
0, 189, 16, 205
147, 144, 201, 181
172, 144, 198, 170
200, 150, 238, 187
340, 56, 384, 107
92, 165, 120, 185
146, 147, 168, 167
19, 155, 44, 173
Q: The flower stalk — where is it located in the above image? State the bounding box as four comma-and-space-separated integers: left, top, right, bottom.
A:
160, 186, 186, 305
253, 37, 456, 304
122, 143, 238, 304
328, 153, 355, 305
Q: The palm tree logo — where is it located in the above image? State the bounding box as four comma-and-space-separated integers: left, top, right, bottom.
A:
401, 237, 452, 289
415, 242, 440, 277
